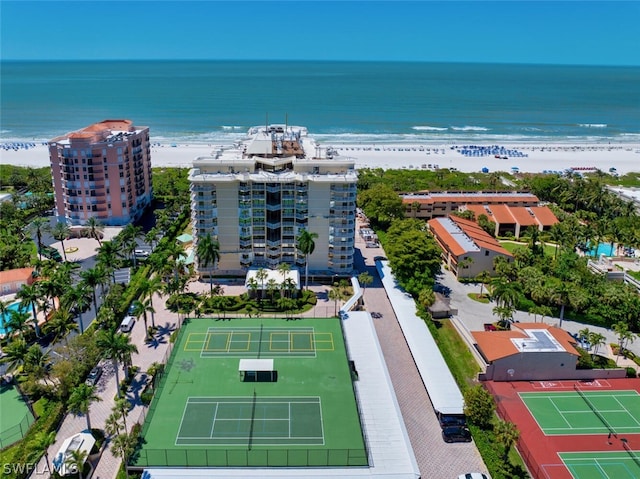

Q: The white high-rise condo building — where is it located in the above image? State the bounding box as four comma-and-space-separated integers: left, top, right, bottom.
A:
190, 124, 357, 277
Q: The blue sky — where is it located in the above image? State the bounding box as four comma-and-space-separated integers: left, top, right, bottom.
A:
2, 1, 639, 65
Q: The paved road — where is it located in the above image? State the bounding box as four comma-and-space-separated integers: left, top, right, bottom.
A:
436, 268, 640, 366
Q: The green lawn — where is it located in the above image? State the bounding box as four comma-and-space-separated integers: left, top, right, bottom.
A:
134, 317, 367, 468
0, 382, 35, 449
499, 240, 558, 257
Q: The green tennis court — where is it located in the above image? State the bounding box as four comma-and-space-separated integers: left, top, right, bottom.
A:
520, 390, 640, 435
176, 396, 323, 446
0, 382, 35, 448
557, 450, 640, 479
184, 327, 335, 357
135, 317, 367, 468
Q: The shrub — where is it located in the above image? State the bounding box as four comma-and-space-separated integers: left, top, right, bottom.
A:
626, 367, 637, 378
464, 385, 495, 429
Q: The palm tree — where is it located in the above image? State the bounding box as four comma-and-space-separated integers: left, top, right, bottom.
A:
266, 278, 279, 305
145, 226, 161, 250
105, 410, 124, 437
80, 266, 108, 309
68, 383, 102, 430
358, 271, 373, 292
477, 270, 491, 298
494, 419, 520, 461
16, 283, 42, 337
588, 332, 607, 358
492, 305, 515, 329
29, 217, 49, 261
196, 233, 220, 294
96, 241, 122, 283
491, 278, 520, 309
131, 299, 154, 341
85, 216, 104, 246
65, 448, 88, 479
247, 277, 259, 300
96, 330, 138, 398
255, 268, 269, 301
113, 397, 130, 432
277, 262, 291, 297
549, 282, 571, 327
120, 224, 143, 267
62, 284, 93, 334
50, 221, 71, 261
23, 345, 53, 385
297, 229, 318, 290
613, 321, 636, 364
1, 338, 29, 374
111, 433, 136, 479
6, 309, 32, 339
46, 307, 79, 344
138, 276, 162, 328
328, 287, 341, 317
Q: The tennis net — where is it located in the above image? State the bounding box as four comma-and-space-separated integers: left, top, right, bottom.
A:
248, 388, 257, 450
623, 440, 640, 469
574, 383, 617, 437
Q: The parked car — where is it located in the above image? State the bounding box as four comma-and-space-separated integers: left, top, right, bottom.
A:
442, 425, 472, 443
134, 249, 150, 259
120, 316, 135, 333
457, 474, 489, 479
85, 366, 103, 386
438, 413, 467, 428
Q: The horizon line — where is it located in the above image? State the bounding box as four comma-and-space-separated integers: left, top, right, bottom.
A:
1, 58, 639, 68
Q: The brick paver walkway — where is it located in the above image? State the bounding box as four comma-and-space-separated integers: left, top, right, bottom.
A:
356, 236, 487, 478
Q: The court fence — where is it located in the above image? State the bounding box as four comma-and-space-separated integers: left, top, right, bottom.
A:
0, 411, 35, 449
131, 447, 368, 468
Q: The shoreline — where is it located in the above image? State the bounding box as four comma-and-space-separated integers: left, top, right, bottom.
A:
2, 141, 640, 174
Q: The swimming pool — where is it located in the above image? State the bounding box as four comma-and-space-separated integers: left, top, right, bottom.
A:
0, 302, 29, 336
588, 242, 616, 257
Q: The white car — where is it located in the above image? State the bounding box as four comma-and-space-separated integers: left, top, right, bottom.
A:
458, 474, 490, 479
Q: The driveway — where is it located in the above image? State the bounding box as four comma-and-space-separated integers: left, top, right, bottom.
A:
436, 269, 640, 363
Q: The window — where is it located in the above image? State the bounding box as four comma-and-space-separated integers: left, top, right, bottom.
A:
485, 251, 490, 256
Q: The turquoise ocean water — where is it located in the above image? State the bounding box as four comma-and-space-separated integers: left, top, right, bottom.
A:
1, 61, 639, 144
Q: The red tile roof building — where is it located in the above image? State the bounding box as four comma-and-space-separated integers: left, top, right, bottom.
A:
427, 215, 512, 279
469, 323, 626, 381
462, 204, 558, 238
0, 267, 34, 295
49, 120, 152, 226
403, 191, 540, 219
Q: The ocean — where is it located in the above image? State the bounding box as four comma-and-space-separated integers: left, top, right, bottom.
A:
1, 60, 639, 145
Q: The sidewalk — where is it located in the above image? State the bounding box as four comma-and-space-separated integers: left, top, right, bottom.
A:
34, 291, 176, 479
437, 268, 640, 372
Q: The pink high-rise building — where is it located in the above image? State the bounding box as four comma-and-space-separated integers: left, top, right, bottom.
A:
49, 120, 153, 226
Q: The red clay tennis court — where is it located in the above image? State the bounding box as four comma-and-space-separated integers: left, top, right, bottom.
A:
487, 378, 640, 479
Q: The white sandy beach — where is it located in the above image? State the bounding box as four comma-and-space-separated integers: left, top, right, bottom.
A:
2, 141, 639, 174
